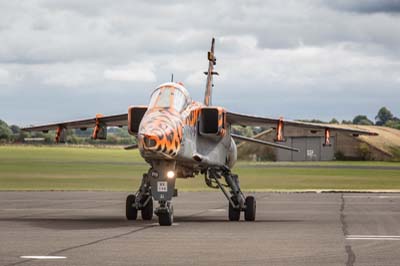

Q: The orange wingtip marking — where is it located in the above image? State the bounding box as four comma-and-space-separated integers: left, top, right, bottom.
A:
55, 126, 63, 143
324, 128, 331, 145
276, 117, 284, 142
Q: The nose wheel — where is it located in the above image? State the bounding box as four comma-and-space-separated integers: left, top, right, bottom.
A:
155, 201, 174, 226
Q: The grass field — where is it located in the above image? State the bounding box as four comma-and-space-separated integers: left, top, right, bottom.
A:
1, 145, 400, 191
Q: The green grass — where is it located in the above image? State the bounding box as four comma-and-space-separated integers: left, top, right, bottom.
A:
0, 145, 400, 191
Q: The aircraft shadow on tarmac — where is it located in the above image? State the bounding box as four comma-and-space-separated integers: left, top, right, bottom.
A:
0, 216, 303, 230
174, 216, 303, 224
0, 217, 137, 230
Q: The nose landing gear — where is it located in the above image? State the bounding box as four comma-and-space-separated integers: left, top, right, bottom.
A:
125, 182, 175, 226
127, 161, 177, 226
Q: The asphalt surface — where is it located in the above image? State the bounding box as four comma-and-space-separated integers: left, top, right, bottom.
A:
1, 192, 400, 266
238, 164, 400, 170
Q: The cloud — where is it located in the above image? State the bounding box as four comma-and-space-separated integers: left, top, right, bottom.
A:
0, 68, 10, 84
104, 62, 156, 82
216, 43, 400, 101
0, 0, 399, 125
324, 0, 400, 14
39, 63, 104, 87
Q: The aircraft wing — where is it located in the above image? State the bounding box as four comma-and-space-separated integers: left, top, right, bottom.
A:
22, 113, 128, 132
226, 111, 378, 136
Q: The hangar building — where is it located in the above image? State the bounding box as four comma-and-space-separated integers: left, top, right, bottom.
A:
237, 125, 400, 161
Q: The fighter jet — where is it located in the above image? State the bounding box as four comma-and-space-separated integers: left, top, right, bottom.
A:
23, 38, 377, 226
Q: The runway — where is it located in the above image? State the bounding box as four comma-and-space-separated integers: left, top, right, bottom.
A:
1, 192, 400, 266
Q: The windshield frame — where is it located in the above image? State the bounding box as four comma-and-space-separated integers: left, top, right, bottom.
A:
149, 86, 189, 112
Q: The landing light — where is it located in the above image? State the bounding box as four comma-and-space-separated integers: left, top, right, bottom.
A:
167, 171, 175, 179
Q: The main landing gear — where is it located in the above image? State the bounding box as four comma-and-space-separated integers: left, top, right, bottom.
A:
205, 167, 256, 221
126, 173, 154, 221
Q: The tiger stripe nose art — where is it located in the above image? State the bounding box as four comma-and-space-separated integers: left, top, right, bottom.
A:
139, 110, 183, 157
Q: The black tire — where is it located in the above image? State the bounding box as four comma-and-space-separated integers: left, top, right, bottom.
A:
228, 201, 240, 221
244, 196, 256, 221
126, 194, 137, 220
141, 196, 153, 220
159, 204, 173, 226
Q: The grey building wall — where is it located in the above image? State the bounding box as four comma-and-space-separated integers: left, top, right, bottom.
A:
277, 136, 335, 161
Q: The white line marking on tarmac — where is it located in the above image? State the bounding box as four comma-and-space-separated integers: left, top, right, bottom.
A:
347, 235, 400, 241
20, 256, 66, 259
208, 209, 226, 212
348, 235, 400, 238
344, 195, 400, 199
347, 238, 400, 241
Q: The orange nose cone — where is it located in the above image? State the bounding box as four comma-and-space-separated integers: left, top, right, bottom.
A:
138, 110, 184, 157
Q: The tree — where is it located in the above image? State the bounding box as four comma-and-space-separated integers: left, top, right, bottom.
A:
352, 115, 373, 125
0, 120, 12, 141
9, 125, 20, 134
232, 126, 253, 137
358, 143, 372, 160
341, 120, 353, 125
329, 118, 339, 124
385, 120, 400, 130
14, 131, 29, 143
375, 107, 393, 126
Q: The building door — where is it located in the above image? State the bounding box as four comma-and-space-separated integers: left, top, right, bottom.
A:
292, 137, 307, 161
306, 137, 321, 161
276, 136, 335, 161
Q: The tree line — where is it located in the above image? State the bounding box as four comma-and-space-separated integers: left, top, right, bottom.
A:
298, 106, 400, 129
0, 121, 136, 145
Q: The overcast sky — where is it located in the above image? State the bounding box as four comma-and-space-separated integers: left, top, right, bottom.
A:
1, 0, 399, 126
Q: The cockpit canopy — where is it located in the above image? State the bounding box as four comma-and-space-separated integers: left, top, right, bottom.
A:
148, 83, 191, 112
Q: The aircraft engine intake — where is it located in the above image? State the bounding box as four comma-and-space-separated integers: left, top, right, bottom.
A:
128, 106, 148, 135
199, 107, 226, 137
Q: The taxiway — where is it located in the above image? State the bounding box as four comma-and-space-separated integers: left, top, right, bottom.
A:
0, 191, 399, 266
